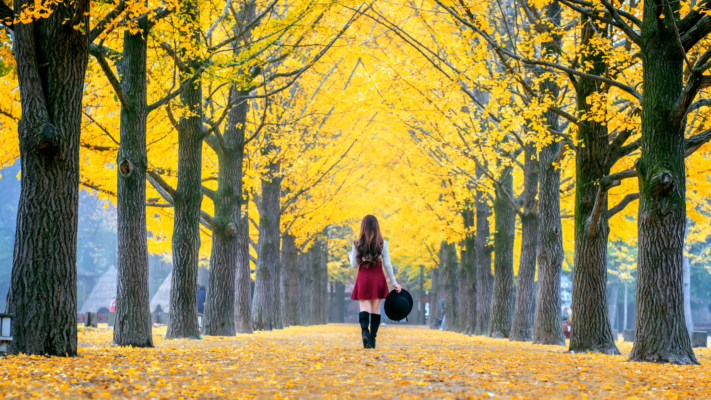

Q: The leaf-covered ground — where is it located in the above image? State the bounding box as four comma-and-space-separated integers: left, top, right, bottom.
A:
1, 324, 710, 399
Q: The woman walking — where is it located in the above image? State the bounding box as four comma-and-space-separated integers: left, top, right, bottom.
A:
348, 215, 401, 349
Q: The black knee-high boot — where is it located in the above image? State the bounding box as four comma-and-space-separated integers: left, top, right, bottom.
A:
369, 314, 381, 349
359, 312, 371, 348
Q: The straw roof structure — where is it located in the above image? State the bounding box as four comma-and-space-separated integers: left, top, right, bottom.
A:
150, 272, 172, 313
80, 265, 117, 313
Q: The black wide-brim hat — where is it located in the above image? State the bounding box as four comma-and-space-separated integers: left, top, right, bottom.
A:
384, 289, 413, 322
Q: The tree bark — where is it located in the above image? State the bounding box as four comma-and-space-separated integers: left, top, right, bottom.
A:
203, 3, 256, 336
281, 233, 299, 327
607, 262, 620, 330
430, 267, 441, 322
319, 233, 329, 324
488, 165, 516, 338
569, 16, 619, 355
202, 91, 250, 336
166, 1, 203, 339
113, 21, 153, 347
442, 241, 458, 331
252, 160, 283, 330
510, 145, 539, 342
234, 211, 253, 333
532, 140, 566, 346
529, 0, 565, 347
298, 250, 312, 325
459, 208, 477, 333
475, 165, 493, 335
334, 281, 345, 323
7, 1, 89, 356
630, 12, 697, 359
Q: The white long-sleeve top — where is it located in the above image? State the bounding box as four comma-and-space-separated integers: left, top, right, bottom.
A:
350, 241, 398, 285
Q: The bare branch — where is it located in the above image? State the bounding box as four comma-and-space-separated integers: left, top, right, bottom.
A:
685, 127, 711, 156
608, 193, 639, 218
90, 45, 131, 111
89, 0, 126, 41
146, 170, 176, 202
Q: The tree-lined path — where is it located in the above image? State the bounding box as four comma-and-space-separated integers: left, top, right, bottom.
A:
3, 0, 711, 393
1, 324, 710, 398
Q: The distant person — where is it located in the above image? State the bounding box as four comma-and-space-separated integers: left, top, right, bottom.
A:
348, 215, 401, 349
197, 286, 206, 314
439, 297, 446, 330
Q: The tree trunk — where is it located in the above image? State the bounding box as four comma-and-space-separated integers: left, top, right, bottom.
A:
204, 3, 256, 336
430, 267, 441, 321
630, 11, 697, 361
319, 233, 329, 324
113, 23, 153, 347
419, 266, 426, 325
281, 233, 299, 327
298, 251, 312, 325
568, 17, 618, 355
202, 90, 250, 336
528, 0, 565, 347
510, 145, 539, 342
475, 165, 493, 335
532, 140, 566, 346
252, 161, 282, 330
166, 5, 203, 338
623, 280, 628, 330
7, 3, 89, 356
459, 208, 477, 333
443, 241, 458, 331
234, 211, 253, 333
607, 262, 620, 330
488, 166, 516, 338
334, 281, 345, 323
683, 253, 693, 337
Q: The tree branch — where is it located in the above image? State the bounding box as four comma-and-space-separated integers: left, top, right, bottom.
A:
201, 185, 216, 201
0, 0, 13, 29
681, 15, 711, 50
89, 45, 131, 111
685, 127, 711, 156
608, 193, 639, 218
89, 0, 126, 41
200, 211, 218, 231
146, 170, 176, 202
598, 0, 641, 45
672, 74, 711, 124
71, 0, 90, 27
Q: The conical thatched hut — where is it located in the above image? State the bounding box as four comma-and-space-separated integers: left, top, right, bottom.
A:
80, 266, 117, 313
150, 272, 171, 313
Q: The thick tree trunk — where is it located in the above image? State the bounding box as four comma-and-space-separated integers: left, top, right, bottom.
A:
234, 211, 253, 333
7, 3, 89, 356
532, 141, 566, 346
569, 17, 618, 355
166, 7, 203, 337
113, 24, 153, 347
202, 87, 250, 336
475, 165, 493, 335
298, 251, 312, 325
281, 233, 299, 327
252, 161, 283, 330
529, 0, 565, 346
442, 241, 458, 331
510, 146, 539, 342
630, 8, 697, 362
458, 211, 477, 333
488, 166, 516, 338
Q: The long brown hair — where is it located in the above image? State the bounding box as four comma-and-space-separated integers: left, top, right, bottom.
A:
355, 215, 384, 268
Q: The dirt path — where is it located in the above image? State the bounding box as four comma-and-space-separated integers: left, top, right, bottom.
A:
1, 324, 710, 399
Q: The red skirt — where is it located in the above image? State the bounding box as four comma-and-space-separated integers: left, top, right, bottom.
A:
351, 263, 389, 300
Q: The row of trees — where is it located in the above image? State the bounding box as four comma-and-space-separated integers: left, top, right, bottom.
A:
0, 0, 373, 355
345, 0, 711, 365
